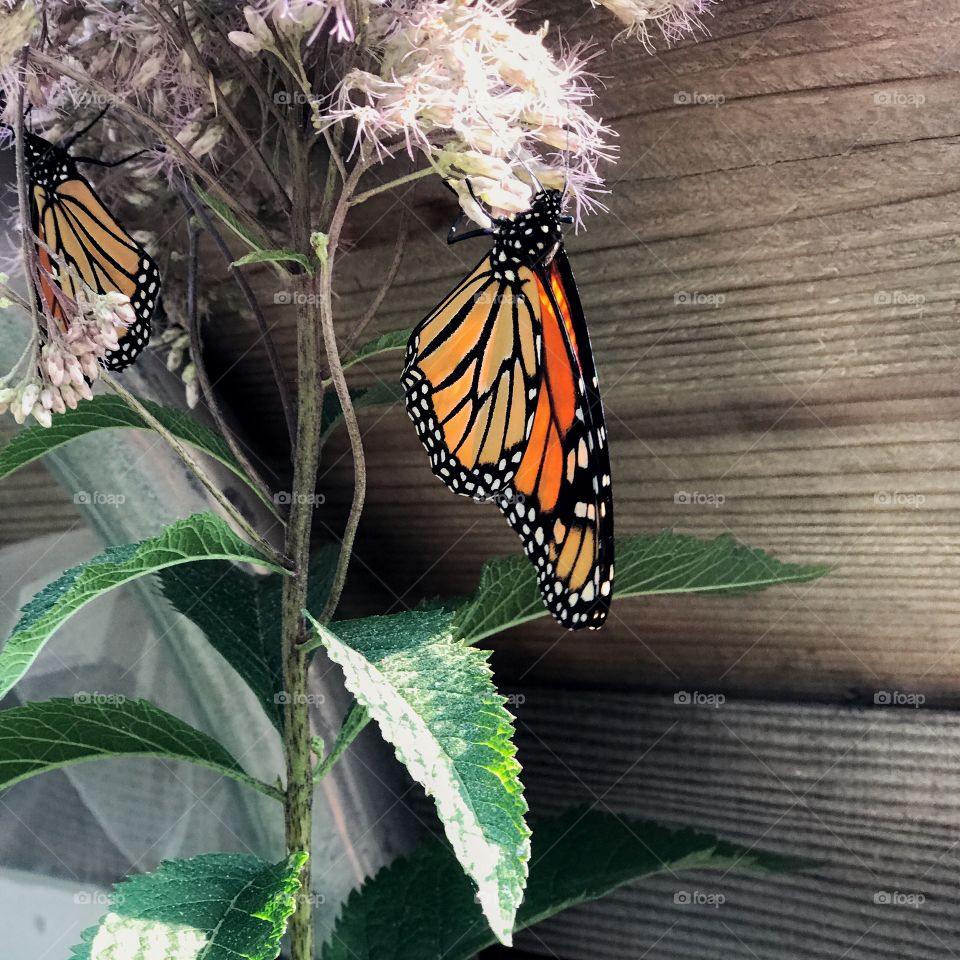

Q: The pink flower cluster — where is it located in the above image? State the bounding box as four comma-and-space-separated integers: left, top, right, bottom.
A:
0, 289, 135, 427
323, 0, 615, 224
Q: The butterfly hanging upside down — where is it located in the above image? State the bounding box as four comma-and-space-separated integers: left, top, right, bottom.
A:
403, 187, 614, 629
19, 123, 160, 371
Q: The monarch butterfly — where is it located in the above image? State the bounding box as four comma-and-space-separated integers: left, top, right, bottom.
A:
18, 124, 160, 370
403, 188, 614, 629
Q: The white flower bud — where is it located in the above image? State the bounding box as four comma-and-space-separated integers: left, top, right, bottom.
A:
243, 6, 273, 43
20, 383, 40, 416
31, 406, 52, 428
60, 384, 78, 410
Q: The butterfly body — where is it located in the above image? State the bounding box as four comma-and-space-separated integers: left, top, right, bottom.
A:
23, 129, 160, 371
404, 189, 614, 629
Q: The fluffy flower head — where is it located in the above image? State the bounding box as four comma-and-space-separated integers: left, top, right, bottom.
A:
325, 0, 615, 224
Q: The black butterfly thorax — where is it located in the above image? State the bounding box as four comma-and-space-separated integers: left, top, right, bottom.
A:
489, 189, 566, 280
23, 131, 77, 189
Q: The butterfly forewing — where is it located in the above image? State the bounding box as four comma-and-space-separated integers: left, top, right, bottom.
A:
403, 256, 542, 500
27, 133, 159, 371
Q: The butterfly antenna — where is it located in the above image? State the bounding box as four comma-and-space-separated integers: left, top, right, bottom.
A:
63, 105, 110, 151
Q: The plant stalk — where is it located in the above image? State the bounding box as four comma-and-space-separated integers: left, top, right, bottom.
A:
280, 131, 323, 960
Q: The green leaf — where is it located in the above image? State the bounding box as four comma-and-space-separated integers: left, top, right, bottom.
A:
0, 395, 268, 503
194, 185, 269, 256
231, 248, 313, 273
69, 851, 305, 960
322, 809, 808, 960
157, 548, 337, 732
454, 531, 832, 644
319, 382, 403, 444
0, 698, 281, 800
305, 608, 528, 945
0, 512, 285, 701
328, 328, 411, 383
313, 701, 369, 782
348, 327, 410, 364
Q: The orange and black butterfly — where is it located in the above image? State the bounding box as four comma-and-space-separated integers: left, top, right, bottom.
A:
403, 188, 614, 629
20, 126, 159, 370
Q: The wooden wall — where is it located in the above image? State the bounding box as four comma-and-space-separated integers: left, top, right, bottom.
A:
251, 0, 960, 704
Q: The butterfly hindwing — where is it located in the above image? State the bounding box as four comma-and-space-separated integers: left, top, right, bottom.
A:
499, 249, 614, 629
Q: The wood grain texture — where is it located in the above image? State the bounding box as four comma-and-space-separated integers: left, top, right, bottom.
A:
474, 688, 960, 960
162, 0, 960, 700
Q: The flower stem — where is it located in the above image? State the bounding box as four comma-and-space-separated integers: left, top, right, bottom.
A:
349, 165, 432, 206
279, 132, 324, 960
181, 182, 298, 452
317, 159, 371, 622
13, 49, 41, 336
100, 371, 290, 570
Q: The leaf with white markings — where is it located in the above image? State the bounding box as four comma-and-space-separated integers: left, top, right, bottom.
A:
322, 809, 808, 960
0, 698, 280, 799
69, 851, 305, 960
305, 608, 528, 945
454, 531, 831, 643
0, 512, 285, 700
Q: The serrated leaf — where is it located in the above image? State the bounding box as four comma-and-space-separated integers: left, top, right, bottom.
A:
339, 328, 411, 376
0, 395, 268, 504
69, 851, 305, 960
305, 608, 528, 945
322, 809, 808, 960
194, 185, 269, 255
454, 531, 831, 644
319, 382, 403, 443
157, 548, 337, 732
313, 701, 369, 782
0, 698, 280, 800
0, 512, 285, 700
231, 248, 313, 273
